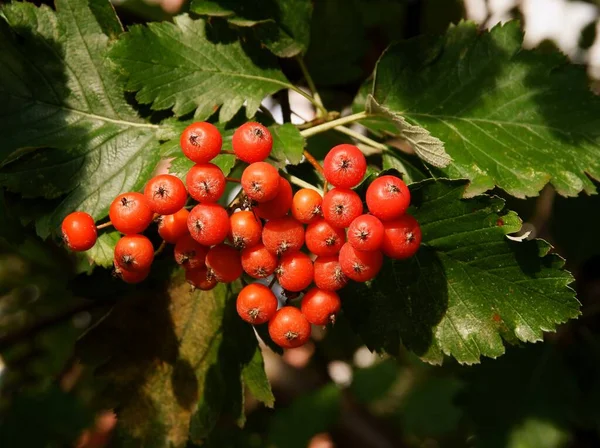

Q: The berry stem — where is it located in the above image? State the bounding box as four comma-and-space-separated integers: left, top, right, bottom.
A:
300, 111, 368, 138
225, 177, 240, 183
302, 149, 328, 192
96, 221, 112, 230
221, 150, 235, 155
287, 175, 323, 193
154, 240, 167, 256
334, 125, 388, 151
296, 56, 327, 117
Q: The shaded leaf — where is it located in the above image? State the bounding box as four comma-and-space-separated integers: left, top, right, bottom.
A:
83, 230, 120, 269
268, 123, 306, 168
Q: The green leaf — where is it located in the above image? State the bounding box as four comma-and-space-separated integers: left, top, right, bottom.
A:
381, 152, 428, 185
83, 230, 120, 268
190, 0, 312, 58
342, 178, 579, 365
110, 15, 292, 122
242, 344, 275, 408
0, 0, 161, 237
369, 21, 600, 198
268, 123, 306, 168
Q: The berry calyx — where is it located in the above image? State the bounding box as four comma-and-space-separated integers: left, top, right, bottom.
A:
338, 243, 383, 282
323, 144, 367, 188
187, 203, 230, 246
144, 174, 187, 215
347, 214, 385, 252
305, 219, 345, 257
301, 288, 341, 326
276, 251, 314, 292
268, 306, 311, 349
229, 210, 263, 249
322, 188, 363, 229
241, 162, 280, 203
109, 192, 154, 235
292, 188, 323, 224
114, 234, 154, 273
236, 283, 278, 324
158, 208, 190, 244
180, 122, 222, 163
185, 266, 218, 291
366, 175, 410, 221
262, 216, 305, 256
241, 243, 278, 279
174, 234, 208, 270
254, 177, 293, 220
61, 211, 97, 252
381, 214, 422, 259
232, 122, 273, 163
186, 163, 226, 203
313, 255, 347, 291
205, 244, 243, 283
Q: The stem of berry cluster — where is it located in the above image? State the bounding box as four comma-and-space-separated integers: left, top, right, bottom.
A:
96, 221, 112, 230
299, 111, 368, 138
334, 125, 388, 151
225, 177, 240, 183
302, 150, 328, 192
154, 240, 166, 256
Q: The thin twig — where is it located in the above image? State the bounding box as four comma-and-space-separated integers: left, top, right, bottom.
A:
226, 177, 240, 183
296, 56, 327, 116
154, 240, 167, 256
221, 150, 235, 155
303, 150, 324, 176
300, 111, 368, 138
96, 221, 112, 230
334, 125, 388, 151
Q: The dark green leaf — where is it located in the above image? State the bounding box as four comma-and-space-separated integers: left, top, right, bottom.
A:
242, 343, 275, 408
381, 152, 429, 185
350, 359, 399, 404
268, 123, 306, 168
82, 230, 120, 269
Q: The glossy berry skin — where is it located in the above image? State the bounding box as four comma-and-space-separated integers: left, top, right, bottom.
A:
114, 234, 154, 273
366, 175, 410, 222
323, 144, 367, 188
236, 283, 278, 324
109, 192, 154, 235
301, 288, 341, 326
185, 266, 218, 291
158, 208, 190, 244
241, 162, 280, 203
229, 210, 262, 249
313, 256, 347, 291
232, 122, 273, 163
268, 306, 311, 349
114, 266, 150, 284
381, 214, 422, 259
276, 252, 314, 292
205, 244, 243, 283
188, 203, 230, 246
241, 243, 278, 279
254, 178, 293, 220
348, 214, 385, 252
292, 188, 323, 224
339, 243, 383, 282
305, 219, 345, 257
180, 122, 222, 164
186, 163, 226, 203
61, 211, 97, 251
322, 188, 363, 229
174, 234, 208, 270
144, 174, 187, 215
262, 217, 305, 256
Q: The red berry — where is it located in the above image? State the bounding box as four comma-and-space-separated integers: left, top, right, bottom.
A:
232, 122, 273, 163
229, 210, 262, 249
205, 244, 243, 283
338, 243, 383, 282
301, 288, 341, 326
109, 192, 154, 235
241, 243, 278, 279
323, 144, 367, 189
144, 174, 187, 215
313, 255, 347, 291
254, 178, 293, 220
174, 234, 208, 270
322, 188, 363, 228
241, 162, 280, 203
114, 234, 154, 273
114, 265, 150, 284
276, 252, 314, 292
347, 214, 384, 252
61, 211, 97, 251
185, 266, 218, 291
188, 203, 229, 246
186, 163, 226, 203
268, 306, 311, 349
262, 217, 305, 256
366, 175, 410, 221
305, 219, 345, 257
236, 283, 278, 324
180, 122, 222, 163
381, 214, 422, 259
158, 208, 190, 244
292, 188, 323, 224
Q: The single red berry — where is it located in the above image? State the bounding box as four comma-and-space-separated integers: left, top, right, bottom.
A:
180, 122, 222, 163
254, 177, 293, 220
292, 188, 323, 224
262, 217, 305, 256
61, 211, 97, 251
229, 210, 262, 249
232, 122, 273, 163
301, 288, 341, 326
268, 306, 311, 349
276, 252, 314, 292
338, 243, 383, 282
236, 283, 278, 324
174, 234, 208, 270
305, 219, 345, 257
186, 163, 226, 203
323, 144, 367, 188
381, 214, 422, 259
185, 266, 218, 291
114, 234, 154, 273
158, 208, 190, 244
241, 162, 280, 203
241, 243, 278, 279
322, 188, 363, 228
313, 255, 347, 291
114, 265, 150, 284
366, 175, 410, 221
109, 192, 154, 235
144, 174, 187, 215
347, 214, 385, 252
205, 244, 243, 283
187, 203, 230, 246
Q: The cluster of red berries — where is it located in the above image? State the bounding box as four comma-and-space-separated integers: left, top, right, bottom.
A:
61, 120, 421, 349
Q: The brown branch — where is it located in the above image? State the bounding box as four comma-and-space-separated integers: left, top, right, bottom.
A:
96, 221, 112, 230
